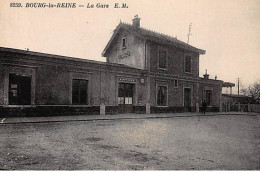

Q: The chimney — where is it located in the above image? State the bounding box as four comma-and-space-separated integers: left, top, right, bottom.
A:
132, 15, 141, 28
203, 69, 209, 79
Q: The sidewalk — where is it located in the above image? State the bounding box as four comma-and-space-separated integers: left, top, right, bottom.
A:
1, 111, 258, 124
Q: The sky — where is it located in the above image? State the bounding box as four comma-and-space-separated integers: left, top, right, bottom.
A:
0, 0, 259, 94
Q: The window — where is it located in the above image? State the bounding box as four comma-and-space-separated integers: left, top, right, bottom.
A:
118, 83, 134, 105
157, 86, 167, 106
185, 56, 192, 73
122, 38, 126, 49
206, 90, 212, 106
159, 50, 167, 69
174, 80, 178, 87
72, 79, 88, 104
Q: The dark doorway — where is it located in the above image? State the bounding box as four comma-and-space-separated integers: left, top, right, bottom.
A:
72, 79, 88, 105
184, 88, 191, 112
118, 83, 134, 114
205, 90, 212, 106
9, 74, 31, 105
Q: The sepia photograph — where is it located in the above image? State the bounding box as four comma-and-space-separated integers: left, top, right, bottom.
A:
0, 0, 259, 170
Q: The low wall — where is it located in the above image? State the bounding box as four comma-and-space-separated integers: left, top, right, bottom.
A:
223, 104, 260, 113
0, 106, 100, 118
249, 104, 260, 113
0, 105, 223, 118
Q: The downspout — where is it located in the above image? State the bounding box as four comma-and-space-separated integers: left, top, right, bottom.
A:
144, 41, 151, 114
100, 65, 102, 104
145, 41, 147, 70
196, 54, 200, 113
99, 65, 105, 115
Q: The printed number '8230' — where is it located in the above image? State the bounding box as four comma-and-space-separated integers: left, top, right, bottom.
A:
10, 3, 22, 7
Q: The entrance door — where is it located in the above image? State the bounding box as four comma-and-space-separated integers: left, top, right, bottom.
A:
9, 74, 31, 105
184, 88, 191, 112
118, 83, 134, 114
205, 90, 212, 106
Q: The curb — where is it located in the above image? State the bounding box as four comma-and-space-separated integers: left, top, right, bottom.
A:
0, 112, 254, 125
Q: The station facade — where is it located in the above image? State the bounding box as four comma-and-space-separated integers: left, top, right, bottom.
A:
0, 16, 223, 117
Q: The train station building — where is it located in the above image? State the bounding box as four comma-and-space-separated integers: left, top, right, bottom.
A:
0, 16, 223, 117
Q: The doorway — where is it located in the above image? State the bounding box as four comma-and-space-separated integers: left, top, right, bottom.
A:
184, 88, 191, 112
118, 83, 134, 113
9, 74, 31, 105
205, 90, 212, 106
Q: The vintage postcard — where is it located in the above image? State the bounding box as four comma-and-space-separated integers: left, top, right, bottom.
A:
0, 0, 259, 170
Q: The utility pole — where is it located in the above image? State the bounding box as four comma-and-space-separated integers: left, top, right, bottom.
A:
187, 23, 192, 44
238, 78, 240, 95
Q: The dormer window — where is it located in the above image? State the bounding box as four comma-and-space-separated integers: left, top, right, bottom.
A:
121, 37, 126, 49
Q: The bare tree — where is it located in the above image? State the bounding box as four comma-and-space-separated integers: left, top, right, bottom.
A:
241, 80, 260, 101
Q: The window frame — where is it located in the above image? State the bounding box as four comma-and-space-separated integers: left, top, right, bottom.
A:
121, 37, 127, 50
174, 79, 178, 88
118, 83, 134, 105
184, 55, 192, 74
72, 79, 89, 105
69, 71, 92, 106
158, 48, 168, 70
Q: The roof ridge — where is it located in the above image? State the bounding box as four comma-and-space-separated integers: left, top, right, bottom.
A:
110, 22, 205, 55
120, 22, 179, 41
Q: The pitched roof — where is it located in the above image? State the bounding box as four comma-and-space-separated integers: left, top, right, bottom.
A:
222, 82, 235, 87
0, 46, 143, 71
102, 22, 206, 56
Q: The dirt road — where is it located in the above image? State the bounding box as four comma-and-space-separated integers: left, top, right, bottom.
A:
0, 114, 259, 170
